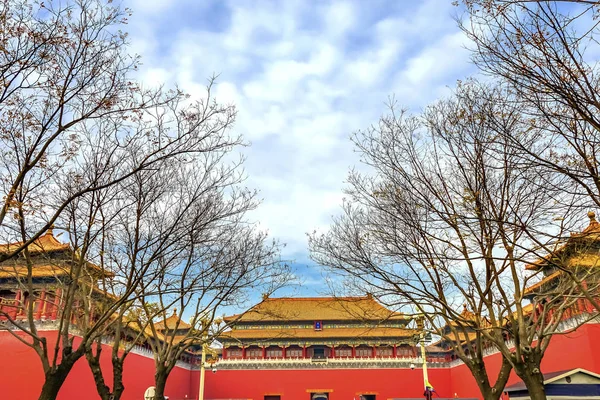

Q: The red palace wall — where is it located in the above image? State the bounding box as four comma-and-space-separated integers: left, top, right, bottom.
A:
448, 323, 600, 399
0, 330, 195, 400
2, 324, 600, 400
202, 368, 451, 399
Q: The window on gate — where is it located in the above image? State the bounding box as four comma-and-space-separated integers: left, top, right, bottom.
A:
287, 348, 302, 358
397, 346, 412, 357
376, 347, 392, 357
228, 348, 242, 358
355, 347, 371, 357
266, 348, 282, 358
336, 347, 352, 357
247, 348, 262, 358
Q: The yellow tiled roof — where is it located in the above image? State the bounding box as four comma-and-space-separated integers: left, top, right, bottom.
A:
0, 230, 114, 279
448, 304, 479, 327
527, 212, 600, 271
154, 310, 192, 330
432, 331, 480, 347
0, 260, 113, 279
224, 296, 409, 323
221, 326, 418, 341
0, 230, 70, 255
0, 264, 71, 279
524, 270, 563, 295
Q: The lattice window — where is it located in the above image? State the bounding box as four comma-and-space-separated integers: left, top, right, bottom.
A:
286, 348, 302, 358
246, 348, 262, 358
336, 347, 352, 357
355, 347, 372, 357
266, 348, 282, 358
376, 347, 393, 357
227, 348, 243, 358
397, 346, 414, 357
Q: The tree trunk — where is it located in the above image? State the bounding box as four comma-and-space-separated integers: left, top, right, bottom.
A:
514, 355, 546, 400
37, 360, 78, 400
112, 356, 126, 400
85, 343, 128, 400
470, 357, 511, 400
519, 369, 546, 400
86, 345, 112, 400
154, 368, 168, 400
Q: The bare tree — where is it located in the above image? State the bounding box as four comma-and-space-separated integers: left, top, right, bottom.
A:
309, 82, 599, 400
83, 144, 289, 400
459, 0, 600, 319
0, 0, 230, 260
461, 0, 600, 206
0, 1, 262, 399
141, 218, 289, 400
0, 80, 242, 400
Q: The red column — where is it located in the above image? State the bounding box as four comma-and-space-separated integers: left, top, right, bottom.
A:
393, 344, 397, 358
50, 289, 61, 320
352, 345, 356, 358
10, 290, 21, 320
372, 345, 377, 358
242, 346, 246, 359
222, 347, 227, 360
282, 346, 286, 359
262, 346, 266, 359
330, 345, 335, 359
71, 300, 79, 324
15, 290, 23, 317
302, 345, 306, 358
35, 289, 46, 320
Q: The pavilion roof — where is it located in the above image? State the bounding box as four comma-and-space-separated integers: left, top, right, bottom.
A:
153, 310, 192, 331
0, 264, 71, 279
526, 212, 600, 271
224, 296, 410, 323
524, 270, 563, 295
220, 326, 418, 341
446, 304, 479, 328
0, 230, 114, 279
0, 229, 70, 255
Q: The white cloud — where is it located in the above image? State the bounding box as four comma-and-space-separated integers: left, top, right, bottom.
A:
123, 0, 476, 259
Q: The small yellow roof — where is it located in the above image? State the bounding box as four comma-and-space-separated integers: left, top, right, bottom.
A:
154, 310, 192, 330
0, 229, 70, 255
224, 296, 409, 323
0, 264, 70, 279
524, 270, 563, 295
527, 212, 600, 271
0, 230, 114, 279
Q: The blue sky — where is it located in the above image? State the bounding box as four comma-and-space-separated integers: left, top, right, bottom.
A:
122, 0, 477, 297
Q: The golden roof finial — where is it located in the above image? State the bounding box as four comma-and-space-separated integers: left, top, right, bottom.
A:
589, 211, 596, 222
173, 308, 177, 317
46, 224, 55, 236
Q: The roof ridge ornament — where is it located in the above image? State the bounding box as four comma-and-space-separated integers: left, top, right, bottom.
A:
589, 211, 597, 223
45, 224, 55, 236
